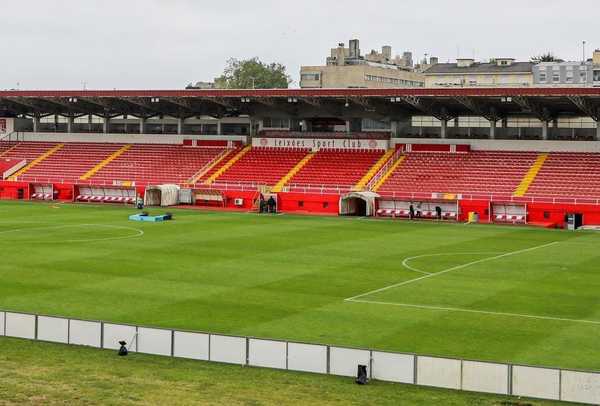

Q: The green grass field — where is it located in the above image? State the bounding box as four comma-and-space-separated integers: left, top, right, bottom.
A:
0, 337, 562, 405
1, 200, 600, 373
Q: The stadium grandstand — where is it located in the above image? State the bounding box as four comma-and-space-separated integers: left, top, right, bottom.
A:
1, 87, 600, 227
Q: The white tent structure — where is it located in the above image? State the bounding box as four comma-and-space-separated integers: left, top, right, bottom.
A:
339, 191, 380, 216
144, 184, 180, 207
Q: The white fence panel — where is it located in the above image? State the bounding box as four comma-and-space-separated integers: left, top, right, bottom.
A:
511, 365, 560, 400
103, 323, 137, 352
173, 331, 209, 361
287, 342, 327, 374
210, 335, 246, 365
249, 339, 287, 370
462, 361, 508, 395
329, 347, 370, 378
137, 327, 171, 357
417, 356, 461, 390
0, 312, 4, 336
69, 320, 101, 347
37, 316, 68, 344
5, 312, 35, 339
371, 351, 414, 384
561, 370, 600, 404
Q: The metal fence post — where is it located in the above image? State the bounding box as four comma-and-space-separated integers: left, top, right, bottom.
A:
100, 322, 104, 349
413, 355, 418, 384
170, 330, 175, 357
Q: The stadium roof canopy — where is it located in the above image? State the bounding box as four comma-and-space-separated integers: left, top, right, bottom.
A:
1, 88, 599, 121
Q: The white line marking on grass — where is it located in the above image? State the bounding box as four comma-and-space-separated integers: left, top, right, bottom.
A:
345, 241, 559, 301
0, 224, 144, 243
401, 252, 502, 276
347, 299, 600, 326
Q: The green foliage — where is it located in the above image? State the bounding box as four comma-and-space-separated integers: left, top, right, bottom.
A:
0, 338, 561, 405
531, 53, 564, 63
215, 57, 292, 89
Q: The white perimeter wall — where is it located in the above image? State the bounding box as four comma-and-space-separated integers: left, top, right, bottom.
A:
1, 310, 600, 404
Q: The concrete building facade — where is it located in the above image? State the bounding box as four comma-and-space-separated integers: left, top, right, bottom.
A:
300, 39, 425, 88
423, 58, 534, 87
533, 50, 600, 86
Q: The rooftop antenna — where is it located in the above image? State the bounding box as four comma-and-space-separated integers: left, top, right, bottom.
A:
583, 40, 586, 62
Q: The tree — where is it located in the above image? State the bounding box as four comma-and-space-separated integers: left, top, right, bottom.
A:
214, 57, 292, 89
531, 53, 564, 63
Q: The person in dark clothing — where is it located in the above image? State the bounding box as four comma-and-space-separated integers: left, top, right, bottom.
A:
267, 196, 276, 213
409, 204, 415, 220
435, 206, 442, 220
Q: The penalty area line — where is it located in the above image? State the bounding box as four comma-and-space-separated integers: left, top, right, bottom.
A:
344, 241, 559, 302
346, 299, 600, 326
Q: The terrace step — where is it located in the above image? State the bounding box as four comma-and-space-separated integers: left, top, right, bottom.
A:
353, 148, 395, 191
372, 155, 406, 192
9, 143, 64, 180
0, 143, 20, 158
204, 145, 251, 185
271, 151, 315, 192
80, 144, 131, 180
187, 148, 234, 185
513, 153, 549, 197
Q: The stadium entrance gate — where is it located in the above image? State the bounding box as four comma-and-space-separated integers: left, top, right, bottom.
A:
339, 191, 379, 216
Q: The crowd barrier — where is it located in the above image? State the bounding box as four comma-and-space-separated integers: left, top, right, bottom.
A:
1, 310, 599, 404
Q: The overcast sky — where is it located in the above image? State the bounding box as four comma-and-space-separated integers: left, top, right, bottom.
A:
1, 0, 597, 90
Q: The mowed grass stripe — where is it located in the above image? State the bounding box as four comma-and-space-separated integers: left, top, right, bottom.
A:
0, 201, 599, 370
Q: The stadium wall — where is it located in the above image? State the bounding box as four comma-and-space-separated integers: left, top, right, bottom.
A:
17, 132, 247, 145
5, 179, 600, 227
1, 309, 599, 404
392, 137, 600, 153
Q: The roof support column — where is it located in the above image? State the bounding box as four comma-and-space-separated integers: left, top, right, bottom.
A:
300, 120, 308, 132
103, 116, 110, 134
67, 115, 74, 133
345, 120, 351, 134
139, 117, 146, 134
248, 118, 256, 137
440, 119, 448, 139
33, 114, 40, 133
596, 120, 600, 141
217, 121, 222, 135
177, 117, 184, 135
542, 121, 549, 141
390, 121, 398, 138
489, 119, 496, 140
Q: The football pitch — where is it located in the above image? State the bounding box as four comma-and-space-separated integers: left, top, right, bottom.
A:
1, 200, 599, 371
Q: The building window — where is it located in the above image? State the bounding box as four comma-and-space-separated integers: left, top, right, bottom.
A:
362, 118, 391, 130
364, 74, 423, 87
263, 118, 290, 129
566, 72, 573, 83
553, 73, 560, 82
539, 72, 547, 82
594, 70, 600, 82
580, 71, 588, 83
301, 73, 320, 81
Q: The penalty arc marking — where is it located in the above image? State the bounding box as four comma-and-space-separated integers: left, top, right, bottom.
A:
345, 241, 559, 302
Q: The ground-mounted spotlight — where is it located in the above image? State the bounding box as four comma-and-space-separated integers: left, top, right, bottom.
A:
118, 341, 128, 356
356, 365, 368, 385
